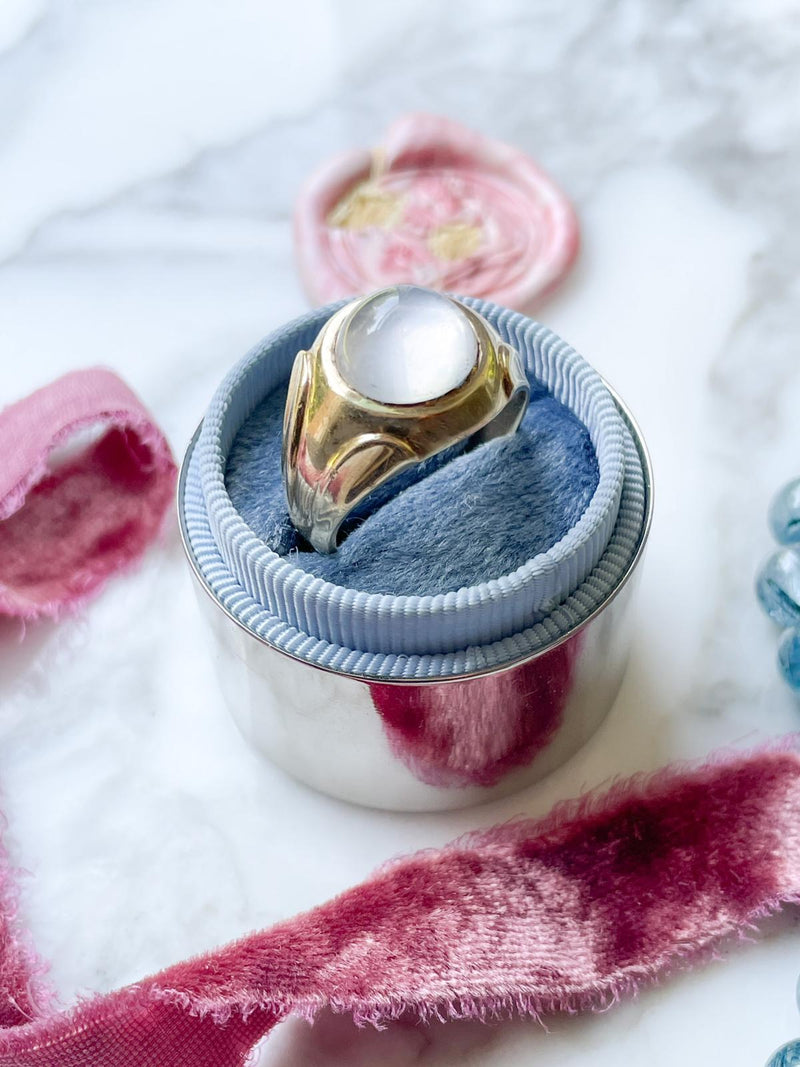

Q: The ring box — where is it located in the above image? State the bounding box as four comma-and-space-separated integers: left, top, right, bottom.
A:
178, 299, 653, 812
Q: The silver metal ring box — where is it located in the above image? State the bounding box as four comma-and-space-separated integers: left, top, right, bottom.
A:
178, 302, 652, 812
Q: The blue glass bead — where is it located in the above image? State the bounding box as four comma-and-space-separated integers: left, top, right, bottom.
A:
770, 478, 800, 545
756, 549, 800, 627
767, 1039, 800, 1066
778, 629, 800, 691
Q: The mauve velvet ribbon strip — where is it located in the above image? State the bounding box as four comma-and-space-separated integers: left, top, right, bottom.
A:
0, 368, 177, 619
0, 747, 798, 1065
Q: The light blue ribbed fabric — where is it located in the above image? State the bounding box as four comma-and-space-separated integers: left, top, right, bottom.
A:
182, 416, 645, 678
195, 298, 628, 657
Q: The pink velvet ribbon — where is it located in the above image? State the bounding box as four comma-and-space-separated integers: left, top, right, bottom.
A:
0, 368, 177, 620
0, 747, 798, 1065
1, 370, 795, 1063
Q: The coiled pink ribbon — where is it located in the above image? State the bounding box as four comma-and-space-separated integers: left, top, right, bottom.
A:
0, 368, 176, 620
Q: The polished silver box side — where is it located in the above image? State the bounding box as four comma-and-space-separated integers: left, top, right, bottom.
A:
178, 400, 652, 812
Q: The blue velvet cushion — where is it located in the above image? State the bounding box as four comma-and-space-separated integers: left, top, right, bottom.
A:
225, 381, 599, 596
181, 422, 645, 679
194, 299, 630, 659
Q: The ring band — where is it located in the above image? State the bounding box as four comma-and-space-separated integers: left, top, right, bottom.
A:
282, 285, 530, 554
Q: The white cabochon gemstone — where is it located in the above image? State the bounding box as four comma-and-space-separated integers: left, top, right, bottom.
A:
337, 285, 478, 405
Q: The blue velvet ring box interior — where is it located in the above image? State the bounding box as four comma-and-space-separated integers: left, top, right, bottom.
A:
187, 299, 645, 676
189, 297, 643, 680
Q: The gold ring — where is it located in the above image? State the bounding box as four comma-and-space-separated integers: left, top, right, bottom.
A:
282, 285, 529, 554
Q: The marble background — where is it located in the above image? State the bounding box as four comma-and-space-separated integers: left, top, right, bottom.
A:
1, 0, 800, 1063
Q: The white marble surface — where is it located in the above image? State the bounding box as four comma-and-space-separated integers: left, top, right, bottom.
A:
1, 1, 800, 1063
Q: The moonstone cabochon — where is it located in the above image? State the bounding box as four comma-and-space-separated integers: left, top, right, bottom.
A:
192, 297, 634, 663
337, 285, 477, 404
294, 113, 580, 313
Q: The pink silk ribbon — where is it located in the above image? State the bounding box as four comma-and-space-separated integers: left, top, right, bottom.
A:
0, 747, 798, 1065
0, 368, 176, 619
